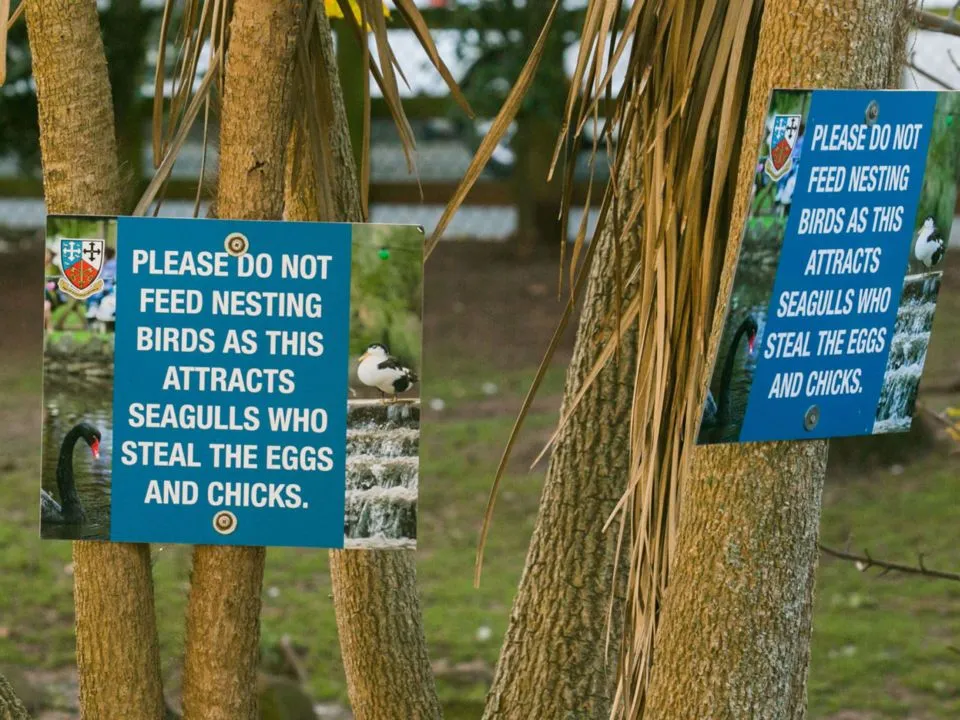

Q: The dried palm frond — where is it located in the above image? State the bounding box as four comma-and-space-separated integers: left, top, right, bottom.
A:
0, 1, 10, 86
0, 0, 26, 85
138, 0, 471, 217
454, 0, 765, 714
325, 0, 390, 23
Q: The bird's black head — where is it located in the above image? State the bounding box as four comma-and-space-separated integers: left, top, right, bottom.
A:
77, 422, 102, 460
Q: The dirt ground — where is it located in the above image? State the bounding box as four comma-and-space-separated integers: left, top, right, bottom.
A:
423, 241, 577, 370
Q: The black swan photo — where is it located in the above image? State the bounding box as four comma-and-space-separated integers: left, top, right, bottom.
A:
701, 315, 759, 436
40, 422, 101, 525
41, 217, 117, 541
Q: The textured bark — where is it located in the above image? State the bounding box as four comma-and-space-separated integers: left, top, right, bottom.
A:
284, 13, 443, 720
644, 2, 909, 717
181, 3, 302, 719
328, 553, 443, 719
28, 0, 123, 214
284, 9, 362, 224
26, 3, 165, 719
0, 672, 30, 720
482, 160, 639, 720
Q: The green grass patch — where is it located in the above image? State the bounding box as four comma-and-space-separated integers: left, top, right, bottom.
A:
810, 457, 960, 718
5, 345, 960, 718
0, 365, 550, 715
421, 357, 568, 412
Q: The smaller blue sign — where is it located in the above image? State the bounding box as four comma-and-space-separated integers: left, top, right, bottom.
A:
698, 89, 957, 445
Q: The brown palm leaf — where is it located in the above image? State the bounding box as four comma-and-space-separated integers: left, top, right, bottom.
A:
139, 0, 472, 216
459, 0, 765, 715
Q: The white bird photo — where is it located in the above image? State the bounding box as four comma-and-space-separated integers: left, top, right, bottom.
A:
357, 343, 418, 402
914, 216, 945, 269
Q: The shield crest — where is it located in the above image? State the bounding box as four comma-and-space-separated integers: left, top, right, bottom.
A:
58, 238, 105, 298
764, 114, 801, 181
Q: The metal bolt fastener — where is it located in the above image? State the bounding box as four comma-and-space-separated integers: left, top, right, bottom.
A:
213, 510, 238, 535
225, 232, 249, 257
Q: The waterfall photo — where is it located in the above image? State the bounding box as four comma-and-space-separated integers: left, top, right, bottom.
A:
874, 92, 960, 433
344, 224, 423, 549
41, 216, 118, 541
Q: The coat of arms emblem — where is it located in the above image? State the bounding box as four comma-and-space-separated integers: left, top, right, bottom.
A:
764, 114, 801, 181
58, 238, 105, 299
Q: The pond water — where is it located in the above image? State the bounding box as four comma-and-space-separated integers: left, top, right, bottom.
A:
41, 376, 113, 540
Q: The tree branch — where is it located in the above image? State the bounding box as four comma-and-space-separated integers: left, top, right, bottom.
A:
819, 545, 960, 582
913, 8, 960, 38
906, 59, 955, 90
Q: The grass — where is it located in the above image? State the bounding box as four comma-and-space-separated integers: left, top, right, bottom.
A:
810, 456, 960, 718
2, 296, 960, 717
0, 352, 555, 715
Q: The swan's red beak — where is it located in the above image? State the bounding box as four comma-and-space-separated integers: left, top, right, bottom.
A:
748, 334, 756, 354
90, 438, 100, 460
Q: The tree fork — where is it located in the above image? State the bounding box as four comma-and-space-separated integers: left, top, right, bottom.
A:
644, 1, 909, 717
283, 11, 443, 719
26, 2, 165, 718
181, 2, 303, 719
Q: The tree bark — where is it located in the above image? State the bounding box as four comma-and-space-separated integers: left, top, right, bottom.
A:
482, 157, 639, 720
102, 0, 149, 212
180, 2, 302, 719
644, 1, 909, 717
0, 671, 30, 720
26, 3, 165, 718
284, 12, 443, 720
327, 553, 443, 719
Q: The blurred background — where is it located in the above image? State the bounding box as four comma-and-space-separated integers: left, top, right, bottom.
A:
2, 1, 960, 718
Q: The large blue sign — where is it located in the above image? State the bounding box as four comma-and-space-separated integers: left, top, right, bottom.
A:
698, 90, 957, 445
111, 218, 351, 547
40, 217, 424, 548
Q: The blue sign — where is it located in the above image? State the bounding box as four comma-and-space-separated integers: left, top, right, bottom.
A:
40, 217, 424, 548
698, 89, 957, 445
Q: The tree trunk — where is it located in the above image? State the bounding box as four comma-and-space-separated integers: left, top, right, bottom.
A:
513, 0, 564, 259
0, 672, 30, 720
327, 553, 443, 719
284, 13, 443, 720
644, 1, 909, 717
26, 3, 165, 718
180, 2, 302, 719
102, 0, 148, 212
513, 117, 561, 259
482, 162, 639, 720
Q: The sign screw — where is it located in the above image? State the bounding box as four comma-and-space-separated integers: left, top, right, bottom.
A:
225, 232, 249, 257
804, 405, 820, 432
864, 100, 879, 126
378, 247, 390, 260
213, 510, 238, 535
